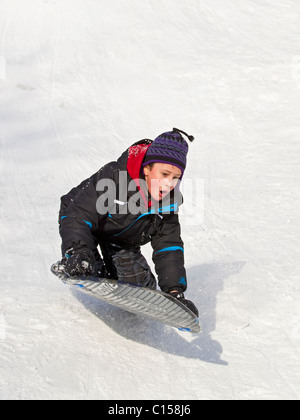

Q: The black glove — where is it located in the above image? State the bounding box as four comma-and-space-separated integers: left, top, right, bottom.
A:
169, 290, 199, 317
64, 248, 95, 277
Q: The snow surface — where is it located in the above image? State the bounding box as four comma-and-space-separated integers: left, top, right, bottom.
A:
0, 0, 300, 400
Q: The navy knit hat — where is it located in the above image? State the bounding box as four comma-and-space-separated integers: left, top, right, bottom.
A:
142, 128, 194, 174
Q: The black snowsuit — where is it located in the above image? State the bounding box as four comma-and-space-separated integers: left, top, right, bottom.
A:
59, 140, 187, 293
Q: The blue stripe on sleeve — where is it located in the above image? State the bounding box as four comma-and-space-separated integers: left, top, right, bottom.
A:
156, 246, 184, 254
83, 220, 92, 230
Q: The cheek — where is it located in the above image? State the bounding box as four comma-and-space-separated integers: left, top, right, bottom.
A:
160, 178, 178, 189
148, 171, 162, 185
170, 179, 179, 188
146, 174, 157, 191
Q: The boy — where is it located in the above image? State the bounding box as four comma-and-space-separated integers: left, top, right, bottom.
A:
58, 128, 198, 316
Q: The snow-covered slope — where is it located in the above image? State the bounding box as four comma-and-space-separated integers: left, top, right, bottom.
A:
0, 0, 299, 400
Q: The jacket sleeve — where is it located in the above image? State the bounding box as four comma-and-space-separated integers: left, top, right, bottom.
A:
151, 214, 187, 293
59, 163, 117, 256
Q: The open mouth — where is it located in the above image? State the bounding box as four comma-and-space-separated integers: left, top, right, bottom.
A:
159, 189, 169, 199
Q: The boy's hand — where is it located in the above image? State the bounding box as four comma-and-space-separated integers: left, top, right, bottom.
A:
169, 290, 199, 317
64, 248, 95, 277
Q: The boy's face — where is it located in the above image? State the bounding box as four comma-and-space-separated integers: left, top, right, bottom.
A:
143, 163, 182, 202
